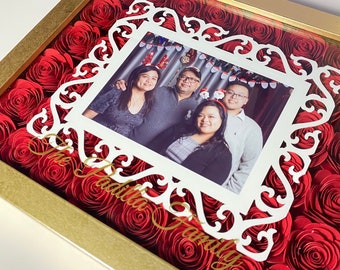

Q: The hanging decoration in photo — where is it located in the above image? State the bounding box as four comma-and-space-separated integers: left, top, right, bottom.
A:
141, 49, 169, 69
139, 33, 280, 90
199, 52, 279, 89
180, 48, 197, 66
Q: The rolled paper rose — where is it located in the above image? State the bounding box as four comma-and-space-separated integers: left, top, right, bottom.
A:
241, 203, 292, 263
25, 48, 74, 92
305, 170, 340, 229
0, 113, 16, 145
29, 146, 80, 191
80, 0, 123, 31
0, 79, 44, 126
240, 14, 284, 46
108, 193, 170, 250
168, 0, 203, 18
65, 166, 119, 217
200, 0, 244, 36
286, 217, 340, 270
52, 20, 101, 61
157, 218, 214, 270
0, 128, 46, 170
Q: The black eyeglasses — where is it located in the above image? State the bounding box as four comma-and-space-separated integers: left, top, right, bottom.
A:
225, 89, 248, 99
179, 75, 200, 83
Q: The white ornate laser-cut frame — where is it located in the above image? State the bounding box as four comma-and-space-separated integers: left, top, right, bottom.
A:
27, 0, 338, 261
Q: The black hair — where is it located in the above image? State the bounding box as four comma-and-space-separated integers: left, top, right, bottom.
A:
186, 100, 227, 148
227, 80, 251, 95
118, 65, 161, 113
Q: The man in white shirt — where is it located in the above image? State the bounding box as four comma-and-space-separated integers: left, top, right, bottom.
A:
221, 81, 263, 194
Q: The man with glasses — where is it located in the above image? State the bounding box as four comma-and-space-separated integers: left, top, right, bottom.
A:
117, 66, 202, 145
221, 81, 263, 194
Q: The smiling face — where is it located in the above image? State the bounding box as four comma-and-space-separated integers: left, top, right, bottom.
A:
222, 83, 249, 115
196, 105, 223, 136
134, 70, 159, 92
176, 70, 201, 98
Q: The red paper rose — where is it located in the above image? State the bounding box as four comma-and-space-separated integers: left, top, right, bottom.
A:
0, 79, 44, 126
311, 78, 339, 105
0, 128, 46, 170
107, 193, 169, 251
240, 15, 283, 46
328, 132, 340, 168
66, 166, 118, 216
305, 170, 340, 229
149, 0, 170, 7
80, 0, 123, 31
168, 0, 204, 18
291, 110, 334, 167
157, 217, 214, 270
267, 263, 290, 270
29, 147, 80, 192
201, 27, 226, 42
25, 48, 74, 92
322, 43, 340, 68
52, 20, 101, 61
157, 14, 176, 31
286, 216, 340, 270
200, 0, 244, 36
0, 113, 16, 146
211, 245, 264, 270
280, 29, 328, 72
315, 132, 340, 173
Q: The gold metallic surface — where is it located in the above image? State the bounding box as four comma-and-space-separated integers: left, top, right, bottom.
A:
0, 161, 176, 270
220, 0, 340, 41
0, 0, 91, 92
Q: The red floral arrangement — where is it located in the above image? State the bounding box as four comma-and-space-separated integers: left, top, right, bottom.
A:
0, 0, 339, 269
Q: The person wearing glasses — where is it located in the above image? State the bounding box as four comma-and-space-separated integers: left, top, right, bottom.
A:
221, 81, 263, 193
115, 66, 202, 145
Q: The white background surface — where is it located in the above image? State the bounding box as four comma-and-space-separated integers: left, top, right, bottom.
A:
0, 0, 60, 61
0, 198, 112, 270
291, 0, 340, 16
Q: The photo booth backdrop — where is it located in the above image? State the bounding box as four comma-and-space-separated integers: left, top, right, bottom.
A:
104, 33, 292, 143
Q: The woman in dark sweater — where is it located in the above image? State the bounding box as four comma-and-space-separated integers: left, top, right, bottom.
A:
148, 100, 231, 185
83, 65, 161, 137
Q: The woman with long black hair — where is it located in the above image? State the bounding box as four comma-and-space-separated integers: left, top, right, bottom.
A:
149, 99, 231, 185
83, 65, 161, 137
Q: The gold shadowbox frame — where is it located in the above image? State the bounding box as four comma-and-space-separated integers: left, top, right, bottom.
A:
0, 0, 339, 269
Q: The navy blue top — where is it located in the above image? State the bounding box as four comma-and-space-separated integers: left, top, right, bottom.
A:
148, 123, 232, 185
130, 86, 200, 145
88, 87, 147, 137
